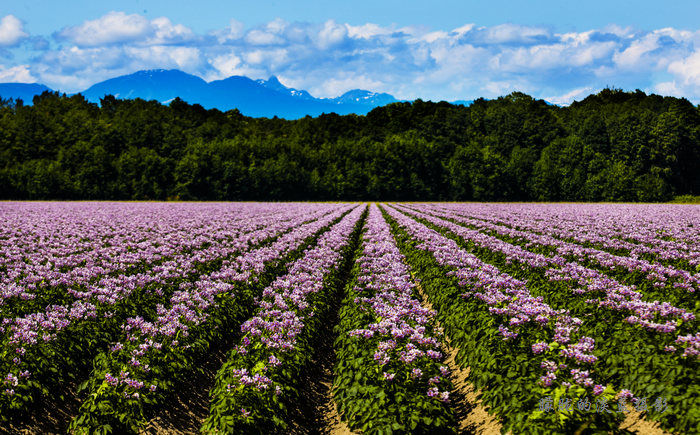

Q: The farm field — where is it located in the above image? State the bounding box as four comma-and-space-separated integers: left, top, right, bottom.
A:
0, 201, 698, 434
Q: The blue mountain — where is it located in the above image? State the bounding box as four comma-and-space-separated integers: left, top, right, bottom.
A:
0, 83, 52, 104
0, 69, 402, 119
81, 69, 209, 103
0, 69, 476, 118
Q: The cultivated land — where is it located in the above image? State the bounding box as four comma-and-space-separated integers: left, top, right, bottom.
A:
0, 202, 697, 434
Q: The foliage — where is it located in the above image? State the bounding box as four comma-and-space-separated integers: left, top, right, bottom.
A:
0, 89, 699, 201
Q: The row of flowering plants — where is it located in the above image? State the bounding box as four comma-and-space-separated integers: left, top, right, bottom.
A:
398, 204, 698, 340
68, 205, 357, 434
381, 204, 629, 434
201, 205, 366, 433
432, 202, 700, 267
0, 204, 320, 420
0, 204, 340, 424
332, 204, 457, 434
0, 203, 290, 318
397, 203, 700, 433
411, 203, 700, 310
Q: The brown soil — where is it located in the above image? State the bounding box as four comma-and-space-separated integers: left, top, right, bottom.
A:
286, 287, 355, 435
1, 379, 82, 434
140, 341, 232, 434
620, 409, 672, 435
413, 279, 503, 435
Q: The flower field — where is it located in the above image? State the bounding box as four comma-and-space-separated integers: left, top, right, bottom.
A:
0, 202, 698, 434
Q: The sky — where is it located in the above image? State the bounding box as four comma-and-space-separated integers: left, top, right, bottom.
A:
1, 1, 700, 104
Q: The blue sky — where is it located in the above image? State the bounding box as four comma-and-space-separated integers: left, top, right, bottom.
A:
2, 1, 700, 104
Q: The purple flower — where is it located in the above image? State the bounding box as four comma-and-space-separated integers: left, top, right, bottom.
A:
104, 373, 119, 386
618, 389, 635, 402
531, 342, 549, 354
439, 391, 450, 403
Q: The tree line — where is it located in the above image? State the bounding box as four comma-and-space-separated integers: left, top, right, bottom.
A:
0, 88, 699, 202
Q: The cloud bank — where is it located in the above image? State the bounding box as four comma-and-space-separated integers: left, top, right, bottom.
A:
3, 12, 700, 104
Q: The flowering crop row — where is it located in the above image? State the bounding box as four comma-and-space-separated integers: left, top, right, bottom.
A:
331, 204, 455, 433
1, 202, 698, 434
0, 203, 345, 423
429, 203, 700, 267
407, 203, 700, 299
397, 204, 698, 345
0, 203, 295, 314
201, 205, 366, 433
389, 204, 700, 434
382, 204, 630, 434
69, 205, 357, 433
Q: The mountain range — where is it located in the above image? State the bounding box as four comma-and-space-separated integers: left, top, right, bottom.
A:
0, 69, 431, 119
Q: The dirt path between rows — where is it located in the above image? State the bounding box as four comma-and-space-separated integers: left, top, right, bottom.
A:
141, 333, 236, 434
620, 409, 671, 434
3, 379, 82, 435
287, 284, 355, 435
414, 278, 503, 435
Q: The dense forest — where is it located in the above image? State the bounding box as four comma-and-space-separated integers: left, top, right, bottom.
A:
0, 88, 699, 202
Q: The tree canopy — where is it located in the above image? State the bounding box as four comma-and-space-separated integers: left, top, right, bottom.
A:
0, 89, 699, 201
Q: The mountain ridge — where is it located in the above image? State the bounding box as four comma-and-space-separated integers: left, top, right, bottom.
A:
0, 69, 483, 118
0, 69, 413, 119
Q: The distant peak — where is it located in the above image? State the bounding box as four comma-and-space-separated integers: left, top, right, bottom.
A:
341, 89, 376, 98
256, 76, 285, 89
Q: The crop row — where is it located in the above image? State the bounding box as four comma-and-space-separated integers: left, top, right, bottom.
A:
427, 202, 700, 267
202, 204, 366, 433
332, 204, 455, 433
1, 203, 347, 424
396, 204, 699, 340
68, 204, 358, 433
1, 202, 698, 434
384, 203, 699, 434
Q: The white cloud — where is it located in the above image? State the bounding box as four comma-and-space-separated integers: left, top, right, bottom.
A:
545, 87, 595, 105
452, 24, 475, 36
245, 29, 284, 45
245, 49, 289, 67
150, 17, 195, 44
613, 32, 661, 68
0, 64, 36, 82
55, 12, 195, 47
57, 12, 150, 46
668, 50, 700, 86
2, 15, 699, 104
346, 23, 392, 39
210, 53, 242, 77
311, 74, 385, 98
480, 24, 552, 44
41, 46, 126, 72
125, 46, 202, 71
315, 20, 348, 49
421, 31, 449, 44
0, 15, 28, 46
208, 52, 267, 80
213, 19, 245, 43
654, 81, 681, 96
659, 49, 700, 97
